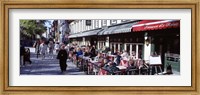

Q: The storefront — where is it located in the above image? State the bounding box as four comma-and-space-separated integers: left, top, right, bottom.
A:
132, 20, 180, 71
98, 20, 141, 56
97, 36, 106, 49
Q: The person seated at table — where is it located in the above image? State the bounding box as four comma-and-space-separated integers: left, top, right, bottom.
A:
121, 50, 129, 59
90, 45, 96, 59
94, 52, 101, 62
129, 51, 136, 60
98, 68, 108, 75
126, 57, 137, 74
115, 52, 122, 65
135, 58, 146, 70
84, 49, 90, 57
103, 46, 110, 53
71, 49, 77, 64
76, 48, 83, 57
112, 49, 118, 55
69, 46, 74, 52
110, 57, 119, 74
120, 57, 130, 68
98, 58, 108, 75
76, 48, 83, 66
103, 57, 119, 75
98, 46, 103, 53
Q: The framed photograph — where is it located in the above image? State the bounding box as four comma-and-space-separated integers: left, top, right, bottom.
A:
0, 0, 199, 95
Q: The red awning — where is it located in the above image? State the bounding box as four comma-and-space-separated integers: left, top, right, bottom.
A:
132, 20, 180, 32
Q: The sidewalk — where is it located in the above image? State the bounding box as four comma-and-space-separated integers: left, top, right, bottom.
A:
20, 47, 86, 75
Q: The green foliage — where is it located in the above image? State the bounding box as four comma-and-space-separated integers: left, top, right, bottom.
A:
20, 20, 47, 38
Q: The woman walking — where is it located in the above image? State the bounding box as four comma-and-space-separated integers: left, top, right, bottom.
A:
57, 45, 68, 73
40, 42, 48, 59
48, 41, 54, 59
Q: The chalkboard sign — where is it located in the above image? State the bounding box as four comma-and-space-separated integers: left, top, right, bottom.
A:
149, 55, 162, 65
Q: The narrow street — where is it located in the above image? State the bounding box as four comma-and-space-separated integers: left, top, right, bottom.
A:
20, 47, 86, 75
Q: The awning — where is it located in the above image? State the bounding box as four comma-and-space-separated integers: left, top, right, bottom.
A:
81, 28, 103, 37
98, 21, 139, 35
68, 33, 79, 38
69, 28, 103, 38
132, 20, 180, 32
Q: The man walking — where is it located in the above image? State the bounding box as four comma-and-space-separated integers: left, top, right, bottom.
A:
57, 45, 68, 73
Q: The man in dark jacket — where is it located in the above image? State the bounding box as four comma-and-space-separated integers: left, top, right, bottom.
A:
20, 44, 26, 66
90, 45, 96, 59
57, 45, 68, 73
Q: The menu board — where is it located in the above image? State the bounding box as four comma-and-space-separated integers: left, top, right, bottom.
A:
149, 55, 162, 65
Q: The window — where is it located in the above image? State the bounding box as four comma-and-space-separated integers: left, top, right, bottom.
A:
138, 45, 143, 59
115, 44, 118, 52
120, 44, 123, 52
95, 20, 99, 28
121, 20, 131, 22
102, 20, 107, 26
132, 45, 136, 55
86, 20, 91, 26
111, 20, 117, 25
127, 44, 130, 54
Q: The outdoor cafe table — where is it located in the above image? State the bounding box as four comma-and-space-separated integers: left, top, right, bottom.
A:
117, 60, 129, 75
89, 60, 101, 75
78, 55, 90, 72
119, 60, 129, 67
108, 55, 116, 58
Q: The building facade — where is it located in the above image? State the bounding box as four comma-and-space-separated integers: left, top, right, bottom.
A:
68, 19, 180, 72
51, 20, 71, 44
69, 20, 133, 46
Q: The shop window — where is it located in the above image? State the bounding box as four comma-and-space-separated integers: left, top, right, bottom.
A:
111, 43, 114, 53
118, 39, 121, 42
132, 45, 136, 55
120, 44, 123, 52
127, 44, 130, 54
115, 44, 118, 52
138, 45, 143, 59
130, 38, 133, 42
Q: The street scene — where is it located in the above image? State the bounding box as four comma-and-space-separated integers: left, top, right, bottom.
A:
20, 20, 180, 75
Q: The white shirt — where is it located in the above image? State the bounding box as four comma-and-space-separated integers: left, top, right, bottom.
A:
40, 43, 47, 54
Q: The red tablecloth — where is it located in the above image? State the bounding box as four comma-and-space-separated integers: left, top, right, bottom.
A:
119, 60, 129, 67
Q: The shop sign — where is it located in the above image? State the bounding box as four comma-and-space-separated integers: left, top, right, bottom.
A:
132, 21, 180, 32
144, 22, 179, 30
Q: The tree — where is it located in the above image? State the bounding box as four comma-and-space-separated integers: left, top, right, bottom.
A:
20, 20, 47, 39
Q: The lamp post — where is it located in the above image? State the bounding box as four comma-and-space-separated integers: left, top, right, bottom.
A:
145, 33, 150, 46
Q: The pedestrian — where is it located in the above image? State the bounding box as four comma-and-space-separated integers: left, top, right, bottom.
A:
48, 41, 54, 59
40, 42, 48, 59
57, 45, 68, 73
24, 48, 32, 64
20, 44, 25, 66
90, 45, 96, 59
33, 39, 40, 58
54, 42, 60, 54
